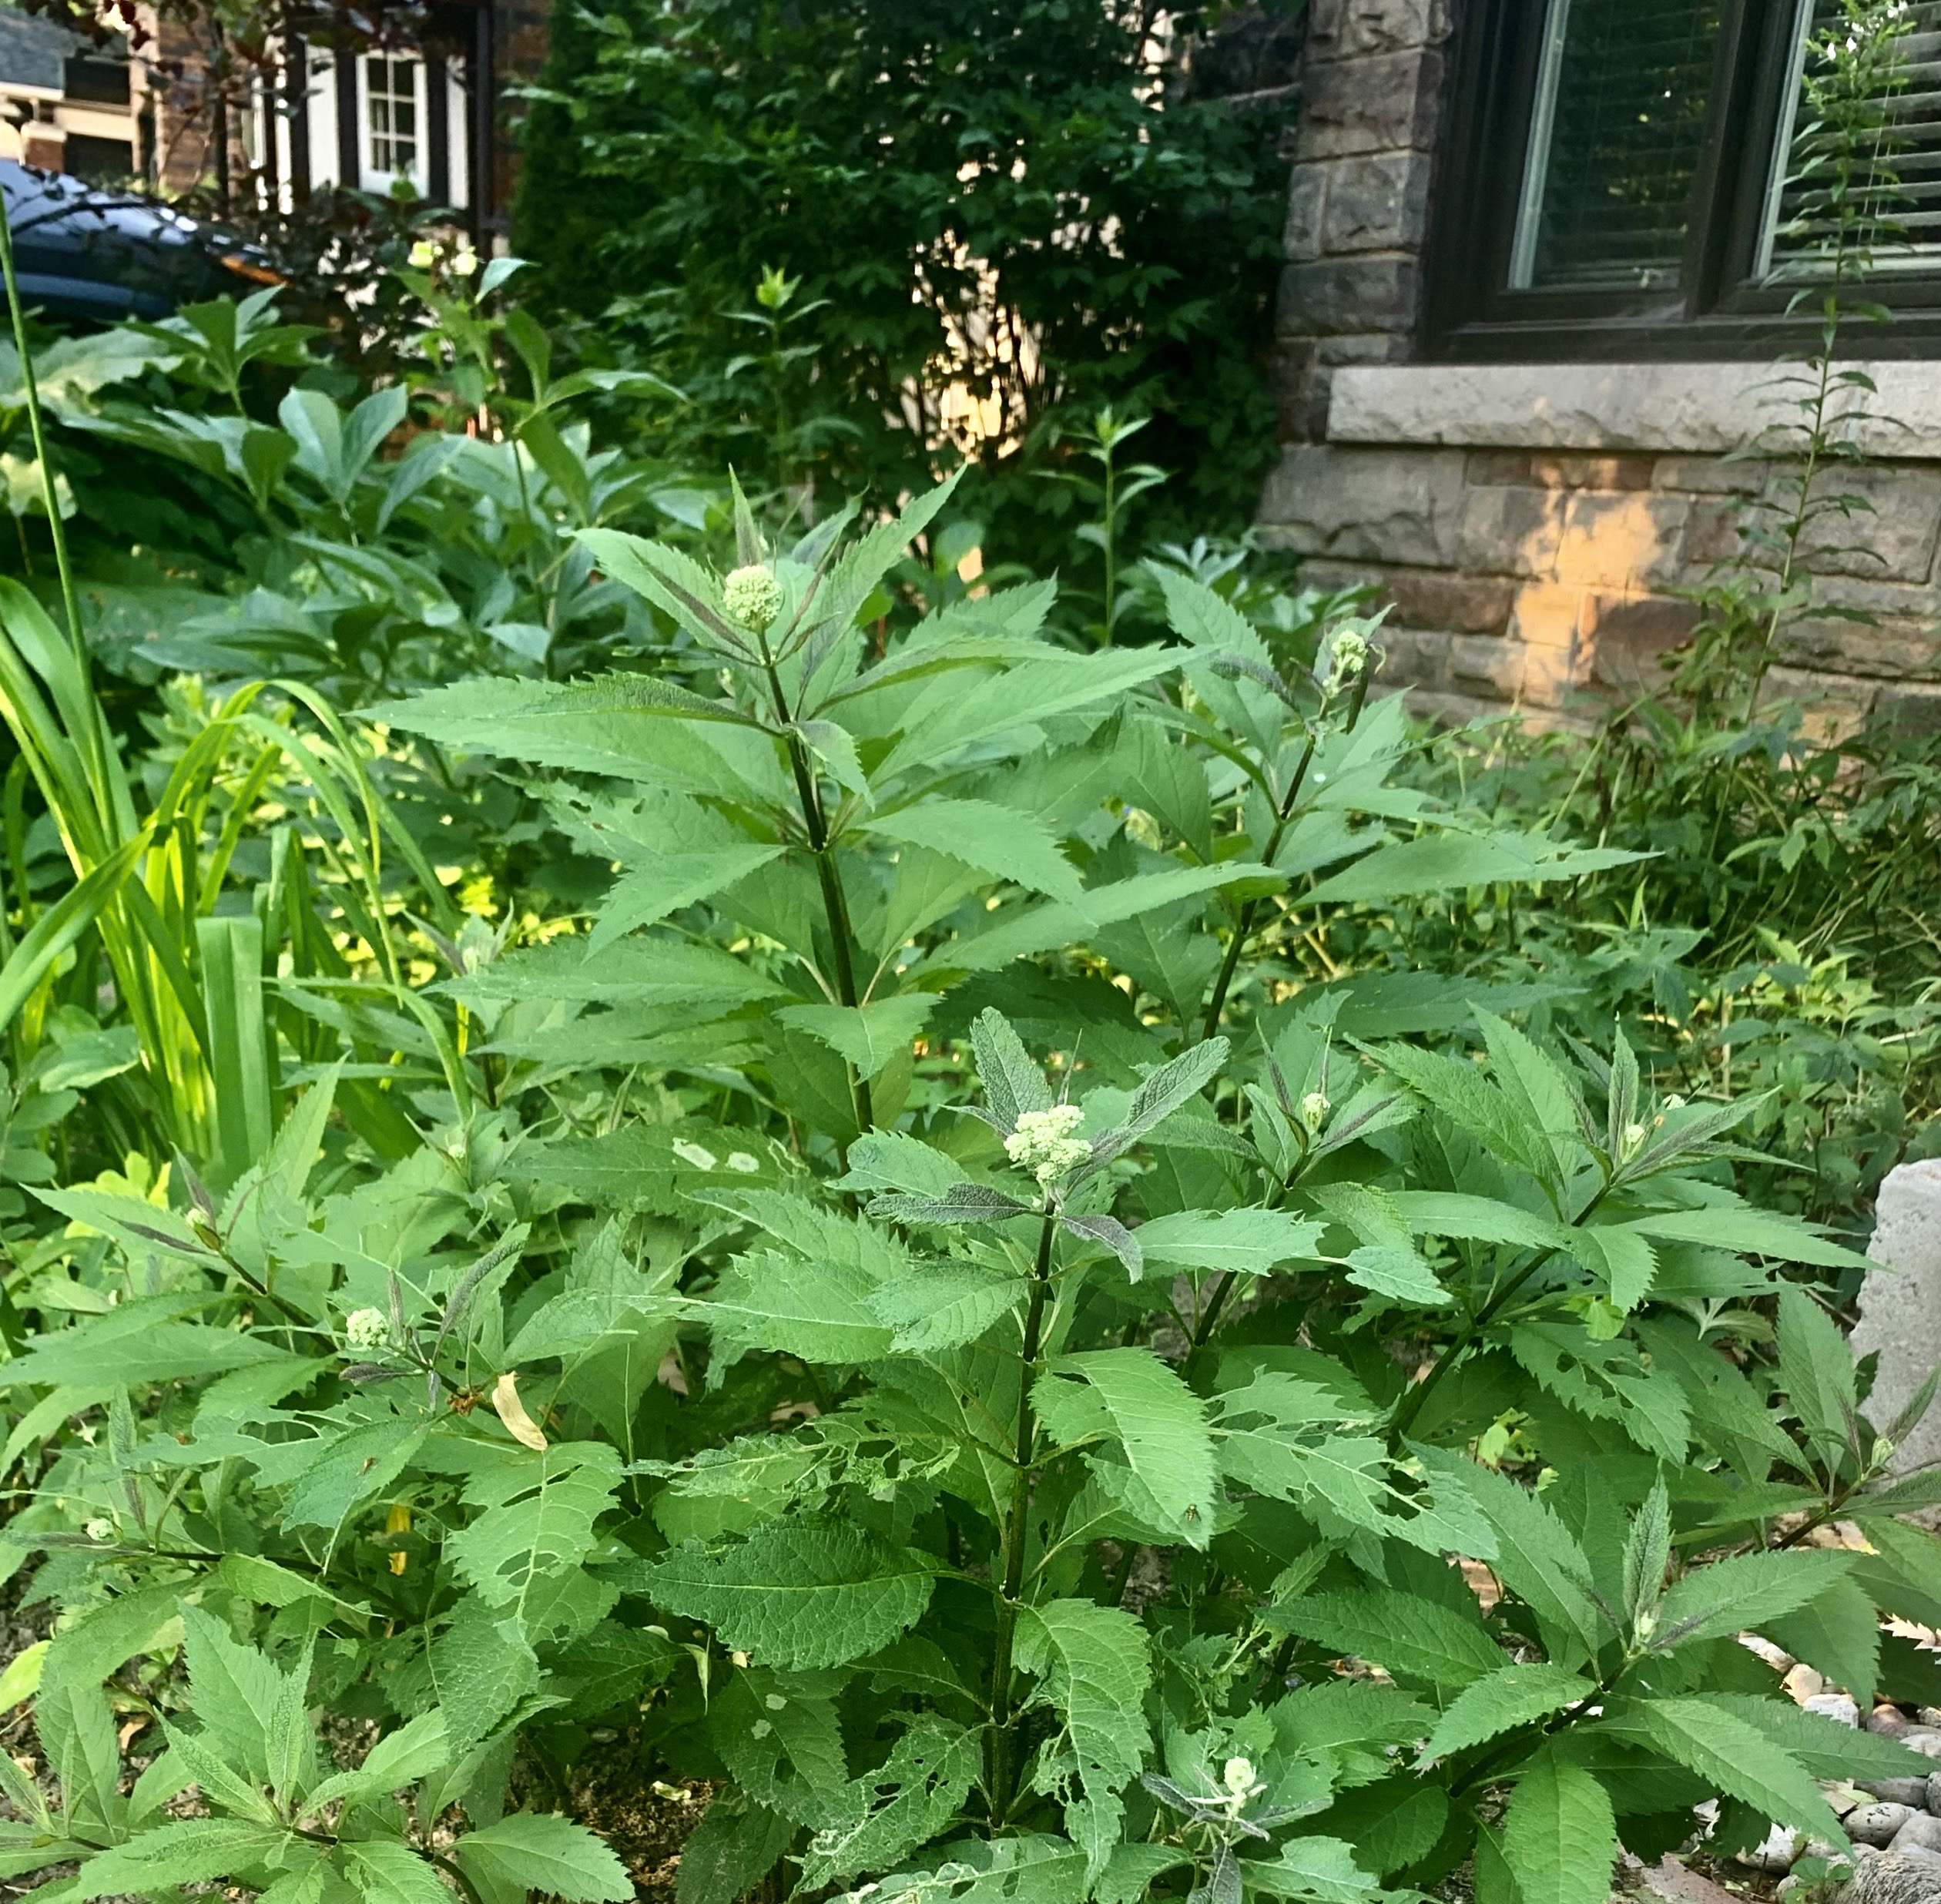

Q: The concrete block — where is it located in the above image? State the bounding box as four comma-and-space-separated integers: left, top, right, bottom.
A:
1320, 150, 1433, 253
1258, 444, 1467, 566
1852, 1160, 1941, 1503
1296, 49, 1443, 159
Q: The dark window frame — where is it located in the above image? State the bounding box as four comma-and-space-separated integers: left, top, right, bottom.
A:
1426, 0, 1941, 360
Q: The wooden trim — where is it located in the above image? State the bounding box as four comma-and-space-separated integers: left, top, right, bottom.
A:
1424, 0, 1941, 360
426, 47, 448, 205
287, 35, 310, 199
334, 42, 359, 190
470, 0, 494, 230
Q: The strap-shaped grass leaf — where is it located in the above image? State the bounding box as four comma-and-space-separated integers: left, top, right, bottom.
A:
1500, 1748, 1617, 1904
1036, 1349, 1219, 1549
863, 800, 1084, 903
1597, 1695, 1846, 1846
645, 1520, 937, 1669
1426, 1663, 1595, 1762
1270, 1590, 1506, 1692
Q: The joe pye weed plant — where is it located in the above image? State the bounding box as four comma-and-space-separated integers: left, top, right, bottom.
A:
0, 471, 1937, 1904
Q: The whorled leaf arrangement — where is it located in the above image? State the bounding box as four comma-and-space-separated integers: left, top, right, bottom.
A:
0, 476, 1936, 1904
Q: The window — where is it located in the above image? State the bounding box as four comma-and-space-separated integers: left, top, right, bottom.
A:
62, 132, 132, 185
1428, 0, 1941, 358
62, 51, 129, 107
363, 55, 420, 184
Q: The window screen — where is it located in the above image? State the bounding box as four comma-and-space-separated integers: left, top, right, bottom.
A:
1762, 0, 1941, 278
1509, 0, 1726, 293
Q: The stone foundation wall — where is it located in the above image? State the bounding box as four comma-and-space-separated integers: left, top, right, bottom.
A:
1257, 368, 1941, 731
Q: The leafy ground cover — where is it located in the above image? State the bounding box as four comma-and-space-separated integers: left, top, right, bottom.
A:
0, 213, 1930, 1904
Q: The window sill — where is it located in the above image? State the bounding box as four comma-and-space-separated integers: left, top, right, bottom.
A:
1327, 360, 1941, 459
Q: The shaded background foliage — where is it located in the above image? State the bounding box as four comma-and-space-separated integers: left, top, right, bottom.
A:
513, 0, 1300, 568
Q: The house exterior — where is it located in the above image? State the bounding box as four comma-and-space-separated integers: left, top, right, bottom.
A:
1256, 0, 1941, 729
0, 0, 547, 230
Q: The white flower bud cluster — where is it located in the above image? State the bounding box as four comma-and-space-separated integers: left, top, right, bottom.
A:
344, 1307, 392, 1352
1299, 1090, 1329, 1136
1004, 1104, 1089, 1187
407, 236, 478, 277
1322, 629, 1370, 695
85, 1518, 115, 1544
723, 565, 784, 633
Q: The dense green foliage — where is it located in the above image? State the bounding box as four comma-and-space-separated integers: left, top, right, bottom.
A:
0, 444, 1937, 1904
512, 0, 1295, 566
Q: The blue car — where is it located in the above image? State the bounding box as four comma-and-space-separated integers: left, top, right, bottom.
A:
2, 159, 276, 322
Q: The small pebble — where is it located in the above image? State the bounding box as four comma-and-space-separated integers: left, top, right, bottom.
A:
1890, 1815, 1941, 1857
1921, 1711, 1941, 1730
1906, 1734, 1941, 1762
1791, 1666, 1830, 1700
1864, 1780, 1935, 1807
1873, 1708, 1916, 1738
1852, 1805, 1915, 1846
1809, 1694, 1864, 1728
1927, 1772, 1940, 1816
1743, 1825, 1802, 1872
